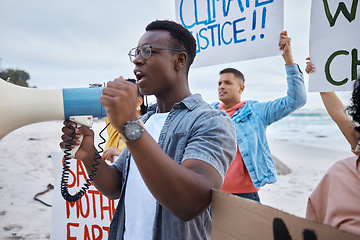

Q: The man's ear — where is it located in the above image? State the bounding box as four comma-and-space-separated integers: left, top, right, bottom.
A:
239, 84, 245, 93
174, 52, 188, 71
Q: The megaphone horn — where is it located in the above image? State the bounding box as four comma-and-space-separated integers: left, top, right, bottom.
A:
0, 79, 106, 140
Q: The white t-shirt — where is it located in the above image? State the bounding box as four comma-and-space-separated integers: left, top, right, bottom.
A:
124, 112, 169, 240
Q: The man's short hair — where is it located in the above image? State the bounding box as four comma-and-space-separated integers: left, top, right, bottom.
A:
146, 20, 196, 73
220, 68, 245, 83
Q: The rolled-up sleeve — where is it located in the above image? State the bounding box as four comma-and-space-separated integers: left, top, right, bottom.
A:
182, 110, 237, 180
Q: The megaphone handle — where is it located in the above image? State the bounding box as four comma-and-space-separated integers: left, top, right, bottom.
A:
66, 116, 93, 158
61, 115, 102, 203
68, 134, 84, 158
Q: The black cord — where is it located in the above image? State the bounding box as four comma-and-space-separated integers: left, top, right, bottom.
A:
60, 123, 102, 202
98, 122, 110, 153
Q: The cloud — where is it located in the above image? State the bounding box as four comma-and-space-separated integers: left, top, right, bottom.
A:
1, 0, 334, 110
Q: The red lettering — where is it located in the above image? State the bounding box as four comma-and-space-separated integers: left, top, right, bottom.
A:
66, 192, 90, 219
79, 192, 90, 218
62, 157, 76, 188
103, 226, 110, 235
84, 224, 91, 240
67, 222, 79, 240
87, 189, 116, 220
100, 193, 113, 221
92, 225, 103, 240
67, 223, 110, 239
76, 160, 89, 187
66, 201, 77, 219
111, 198, 116, 220
88, 190, 99, 218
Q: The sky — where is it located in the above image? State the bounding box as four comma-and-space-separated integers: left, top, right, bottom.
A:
0, 0, 352, 109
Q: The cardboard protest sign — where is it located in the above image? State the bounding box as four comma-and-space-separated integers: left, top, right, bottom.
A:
309, 0, 360, 92
51, 152, 118, 240
211, 189, 360, 240
175, 0, 284, 68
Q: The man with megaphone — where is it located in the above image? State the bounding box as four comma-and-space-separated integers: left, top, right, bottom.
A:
60, 20, 237, 240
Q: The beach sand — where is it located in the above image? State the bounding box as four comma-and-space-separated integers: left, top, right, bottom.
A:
0, 120, 354, 239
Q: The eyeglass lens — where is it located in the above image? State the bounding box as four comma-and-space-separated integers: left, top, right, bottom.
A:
129, 45, 151, 62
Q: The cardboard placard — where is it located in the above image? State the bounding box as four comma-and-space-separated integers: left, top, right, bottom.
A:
211, 189, 360, 240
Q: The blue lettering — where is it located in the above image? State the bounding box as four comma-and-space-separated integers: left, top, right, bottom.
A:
206, 0, 216, 25
262, 7, 267, 28
180, 0, 195, 29
221, 21, 233, 45
223, 0, 248, 17
255, 0, 274, 7
180, 0, 217, 29
195, 0, 211, 26
233, 17, 246, 43
223, 0, 235, 17
208, 24, 220, 46
199, 28, 210, 50
252, 10, 256, 30
211, 0, 217, 19
195, 31, 201, 53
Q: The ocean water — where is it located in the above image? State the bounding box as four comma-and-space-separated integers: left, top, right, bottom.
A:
267, 108, 351, 153
93, 108, 351, 153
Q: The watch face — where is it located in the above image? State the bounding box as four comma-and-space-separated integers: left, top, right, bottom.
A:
124, 121, 144, 141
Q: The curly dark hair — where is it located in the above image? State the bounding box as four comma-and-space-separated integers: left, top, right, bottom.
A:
347, 77, 360, 167
348, 78, 360, 126
145, 20, 196, 75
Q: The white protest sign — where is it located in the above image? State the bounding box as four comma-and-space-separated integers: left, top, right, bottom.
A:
51, 152, 118, 240
309, 0, 360, 92
175, 0, 284, 68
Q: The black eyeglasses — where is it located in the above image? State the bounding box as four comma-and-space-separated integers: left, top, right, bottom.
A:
128, 45, 182, 62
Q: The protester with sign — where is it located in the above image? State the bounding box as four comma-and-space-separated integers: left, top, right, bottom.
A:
211, 31, 306, 202
60, 19, 237, 239
305, 60, 360, 235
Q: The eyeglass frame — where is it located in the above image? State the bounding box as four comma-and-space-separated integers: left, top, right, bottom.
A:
128, 45, 182, 63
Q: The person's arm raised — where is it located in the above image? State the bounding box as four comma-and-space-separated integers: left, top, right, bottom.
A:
320, 92, 359, 150
279, 30, 294, 65
306, 57, 359, 150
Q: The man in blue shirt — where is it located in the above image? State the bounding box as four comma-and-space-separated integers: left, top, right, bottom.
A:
60, 20, 237, 240
212, 31, 306, 202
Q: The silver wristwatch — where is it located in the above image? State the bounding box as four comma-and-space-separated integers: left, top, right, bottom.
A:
120, 119, 145, 142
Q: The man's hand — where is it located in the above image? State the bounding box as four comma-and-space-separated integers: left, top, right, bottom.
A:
100, 76, 139, 133
60, 120, 97, 161
279, 31, 294, 65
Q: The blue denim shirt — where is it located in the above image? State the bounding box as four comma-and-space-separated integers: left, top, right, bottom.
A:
211, 64, 306, 188
109, 94, 237, 240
